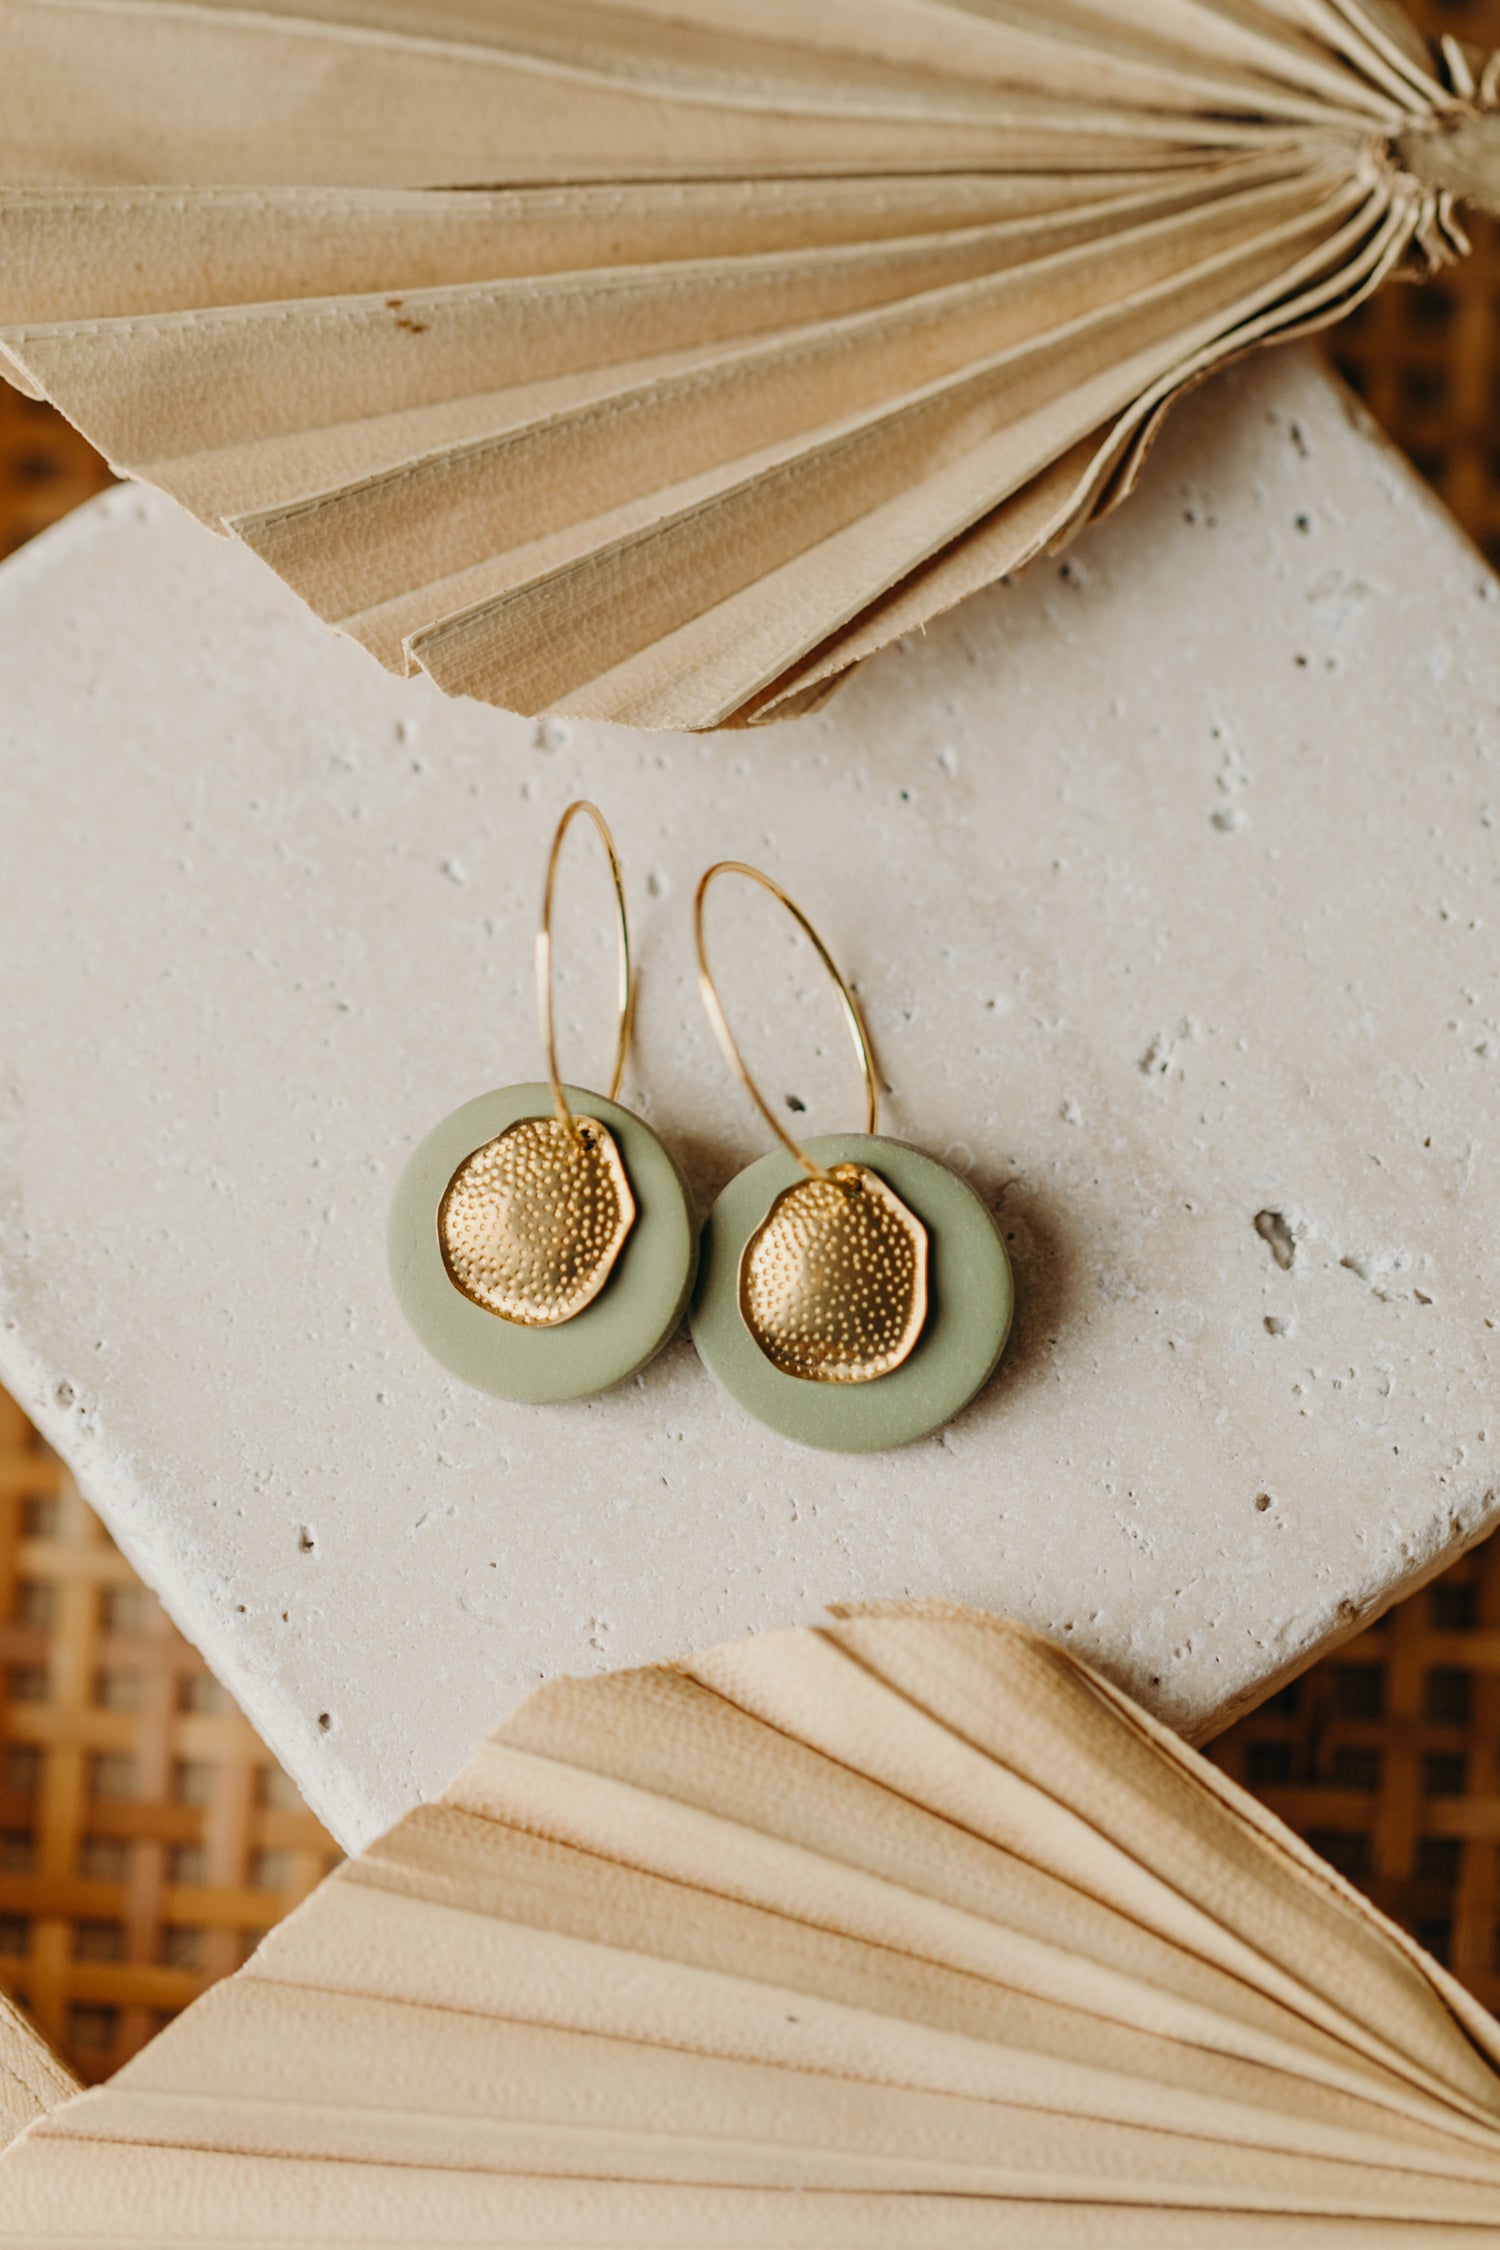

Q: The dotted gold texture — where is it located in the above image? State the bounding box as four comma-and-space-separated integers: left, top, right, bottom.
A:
739, 1162, 929, 1383
438, 1115, 635, 1326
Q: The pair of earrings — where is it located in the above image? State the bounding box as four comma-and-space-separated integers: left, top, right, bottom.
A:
388, 804, 1014, 1453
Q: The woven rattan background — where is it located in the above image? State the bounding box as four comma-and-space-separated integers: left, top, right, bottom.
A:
4, 0, 1500, 2060
0, 392, 112, 564
1209, 1550, 1500, 2013
0, 1394, 337, 2085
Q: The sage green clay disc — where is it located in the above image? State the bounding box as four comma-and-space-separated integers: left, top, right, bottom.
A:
389, 1084, 697, 1404
692, 1134, 1013, 1454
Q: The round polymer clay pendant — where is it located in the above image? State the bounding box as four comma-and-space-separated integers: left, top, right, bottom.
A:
390, 1083, 697, 1404
692, 1131, 1013, 1453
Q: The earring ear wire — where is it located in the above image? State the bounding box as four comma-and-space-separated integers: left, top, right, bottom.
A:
689, 859, 1014, 1450
692, 860, 876, 1180
537, 800, 634, 1139
386, 802, 697, 1403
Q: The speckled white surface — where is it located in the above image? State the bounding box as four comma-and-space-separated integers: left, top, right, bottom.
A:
1, 346, 1496, 1850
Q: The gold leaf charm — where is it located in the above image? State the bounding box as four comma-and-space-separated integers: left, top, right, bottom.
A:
439, 1116, 634, 1326
740, 1163, 928, 1384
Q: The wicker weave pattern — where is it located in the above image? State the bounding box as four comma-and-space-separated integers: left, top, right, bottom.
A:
0, 1392, 337, 2085
0, 391, 112, 563
1208, 1540, 1500, 2015
1332, 233, 1500, 570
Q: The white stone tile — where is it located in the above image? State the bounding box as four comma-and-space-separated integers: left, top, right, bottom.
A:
1, 347, 1495, 1847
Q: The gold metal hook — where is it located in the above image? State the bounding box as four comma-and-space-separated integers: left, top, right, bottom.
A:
693, 861, 877, 1181
536, 801, 633, 1134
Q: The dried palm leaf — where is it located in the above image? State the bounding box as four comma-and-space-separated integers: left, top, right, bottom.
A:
2, 2, 1499, 732
0, 1996, 76, 2156
3, 1606, 1500, 2241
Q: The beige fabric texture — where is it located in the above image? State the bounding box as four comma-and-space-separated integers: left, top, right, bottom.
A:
0, 0, 1492, 728
2, 1606, 1500, 2241
0, 1996, 76, 2157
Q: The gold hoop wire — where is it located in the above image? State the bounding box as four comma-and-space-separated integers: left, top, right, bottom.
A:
536, 801, 633, 1134
693, 861, 878, 1181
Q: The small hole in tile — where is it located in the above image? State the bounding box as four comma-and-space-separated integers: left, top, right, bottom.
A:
1253, 1209, 1296, 1271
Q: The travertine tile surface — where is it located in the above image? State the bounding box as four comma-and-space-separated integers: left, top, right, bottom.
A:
0, 348, 1495, 1848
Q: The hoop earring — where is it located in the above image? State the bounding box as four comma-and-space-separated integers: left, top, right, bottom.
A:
388, 802, 697, 1403
690, 863, 1013, 1453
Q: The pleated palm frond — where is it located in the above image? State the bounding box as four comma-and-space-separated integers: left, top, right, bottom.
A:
0, 1997, 75, 2157
3, 1605, 1500, 2242
0, 0, 1493, 729
1, 1, 1498, 730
